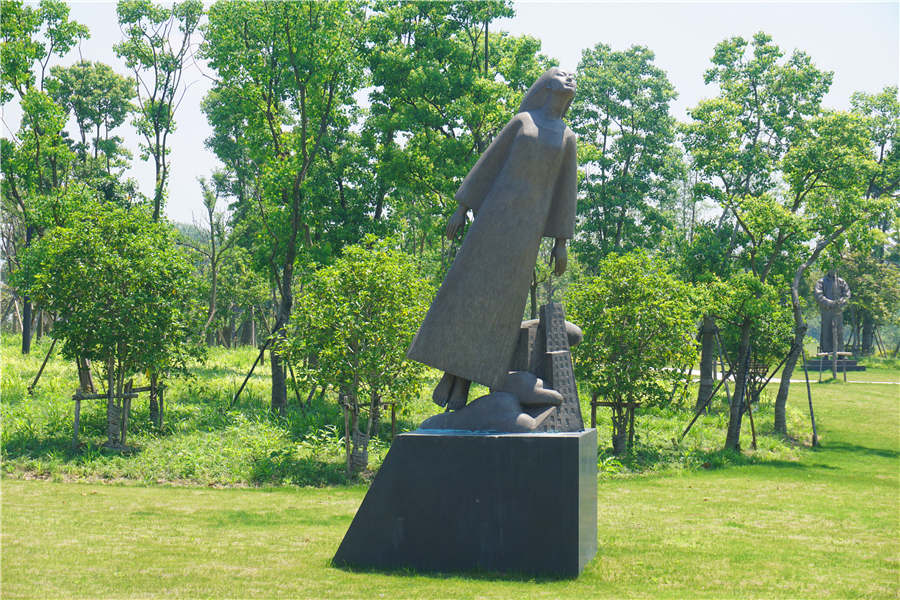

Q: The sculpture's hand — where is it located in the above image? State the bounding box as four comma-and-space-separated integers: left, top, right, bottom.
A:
550, 240, 567, 276
445, 205, 468, 240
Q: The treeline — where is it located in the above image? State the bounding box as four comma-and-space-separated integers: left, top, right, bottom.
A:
3, 1, 898, 459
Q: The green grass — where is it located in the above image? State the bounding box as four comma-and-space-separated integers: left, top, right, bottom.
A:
2, 377, 897, 597
2, 337, 898, 597
3, 337, 827, 486
1, 339, 407, 486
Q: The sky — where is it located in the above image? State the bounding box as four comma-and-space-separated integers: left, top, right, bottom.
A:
3, 1, 898, 225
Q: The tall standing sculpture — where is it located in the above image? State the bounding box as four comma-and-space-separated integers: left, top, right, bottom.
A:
814, 270, 851, 353
408, 67, 578, 413
334, 68, 597, 578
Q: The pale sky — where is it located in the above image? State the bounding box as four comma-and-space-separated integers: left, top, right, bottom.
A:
3, 1, 897, 225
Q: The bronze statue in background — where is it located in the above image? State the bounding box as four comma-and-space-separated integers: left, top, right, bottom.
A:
814, 270, 851, 353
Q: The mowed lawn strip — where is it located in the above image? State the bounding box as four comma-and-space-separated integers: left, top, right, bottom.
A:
2, 380, 897, 599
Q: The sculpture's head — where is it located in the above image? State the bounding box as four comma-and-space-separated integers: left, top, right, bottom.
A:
518, 67, 576, 115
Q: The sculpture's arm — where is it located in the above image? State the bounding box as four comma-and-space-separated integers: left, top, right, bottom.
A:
543, 131, 577, 241
550, 237, 568, 276
445, 204, 468, 240
837, 278, 852, 306
452, 114, 524, 217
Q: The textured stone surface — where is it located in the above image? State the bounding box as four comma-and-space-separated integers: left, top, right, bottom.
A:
419, 392, 555, 433
510, 318, 582, 372
494, 371, 562, 406
332, 429, 598, 577
534, 303, 584, 432
407, 68, 578, 391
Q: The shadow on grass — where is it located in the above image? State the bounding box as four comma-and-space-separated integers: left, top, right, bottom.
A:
331, 562, 578, 583
601, 444, 840, 477
249, 452, 349, 487
2, 433, 142, 462
824, 441, 898, 460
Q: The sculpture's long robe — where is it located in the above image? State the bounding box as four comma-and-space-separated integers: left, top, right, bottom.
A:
407, 111, 577, 389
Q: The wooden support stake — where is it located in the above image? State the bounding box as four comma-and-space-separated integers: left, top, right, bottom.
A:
231, 338, 271, 408
343, 397, 351, 476
72, 397, 81, 447
590, 392, 598, 429
801, 348, 819, 447
745, 395, 757, 451
158, 381, 165, 430
287, 361, 303, 407
627, 405, 636, 449
680, 368, 733, 441
121, 380, 132, 447
28, 337, 57, 395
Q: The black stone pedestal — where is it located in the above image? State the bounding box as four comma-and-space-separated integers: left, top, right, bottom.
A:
333, 429, 598, 578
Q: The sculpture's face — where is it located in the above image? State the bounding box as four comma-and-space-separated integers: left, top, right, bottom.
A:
548, 69, 576, 97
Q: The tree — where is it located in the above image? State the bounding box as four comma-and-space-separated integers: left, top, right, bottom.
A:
568, 43, 684, 267
192, 174, 234, 343
771, 111, 882, 433
567, 251, 699, 455
15, 202, 202, 446
683, 32, 839, 449
115, 0, 203, 220
47, 60, 138, 201
281, 239, 432, 473
839, 249, 900, 355
363, 0, 550, 262
214, 246, 269, 347
1, 0, 88, 354
202, 0, 367, 414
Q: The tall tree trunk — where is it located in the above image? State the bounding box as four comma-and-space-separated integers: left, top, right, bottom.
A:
775, 230, 846, 434
611, 404, 628, 455
76, 356, 95, 393
35, 308, 43, 342
105, 356, 119, 447
725, 320, 752, 451
775, 325, 805, 435
228, 303, 236, 348
149, 371, 160, 428
270, 287, 292, 415
21, 226, 35, 355
861, 310, 875, 355
696, 315, 716, 411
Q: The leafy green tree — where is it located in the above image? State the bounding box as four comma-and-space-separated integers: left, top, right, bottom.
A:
214, 246, 270, 347
15, 202, 202, 446
281, 239, 432, 473
680, 32, 878, 448
836, 249, 900, 355
1, 0, 88, 354
47, 60, 137, 201
567, 251, 699, 455
838, 87, 900, 353
568, 43, 683, 267
714, 273, 793, 404
364, 0, 550, 262
852, 87, 900, 208
770, 111, 882, 432
115, 0, 203, 220
202, 0, 367, 414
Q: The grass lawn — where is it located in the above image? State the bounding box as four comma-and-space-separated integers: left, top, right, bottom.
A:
3, 356, 898, 598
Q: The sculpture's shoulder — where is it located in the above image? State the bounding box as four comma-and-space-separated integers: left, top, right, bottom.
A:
507, 111, 531, 130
